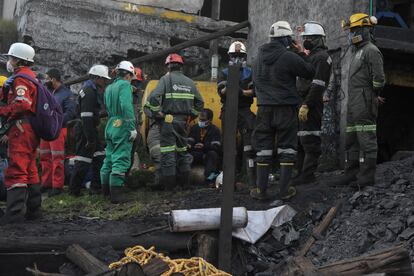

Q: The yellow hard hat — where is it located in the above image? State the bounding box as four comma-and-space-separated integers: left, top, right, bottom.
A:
341, 13, 378, 30
0, 76, 8, 88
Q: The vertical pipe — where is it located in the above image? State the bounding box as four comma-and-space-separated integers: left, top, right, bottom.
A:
370, 0, 373, 16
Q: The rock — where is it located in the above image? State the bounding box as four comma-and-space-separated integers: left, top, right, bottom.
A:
358, 231, 374, 254
271, 228, 284, 242
399, 228, 414, 240
380, 200, 398, 210
387, 220, 404, 235
246, 265, 254, 273
384, 229, 396, 242
284, 225, 299, 246
258, 242, 275, 255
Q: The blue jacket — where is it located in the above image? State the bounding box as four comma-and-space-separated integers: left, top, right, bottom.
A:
53, 84, 76, 127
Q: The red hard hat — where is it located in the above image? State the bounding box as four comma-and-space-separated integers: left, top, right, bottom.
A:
165, 53, 184, 65
134, 67, 143, 81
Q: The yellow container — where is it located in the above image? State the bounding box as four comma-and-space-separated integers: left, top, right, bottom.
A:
141, 80, 257, 143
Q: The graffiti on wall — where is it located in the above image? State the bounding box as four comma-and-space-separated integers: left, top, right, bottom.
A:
123, 2, 196, 23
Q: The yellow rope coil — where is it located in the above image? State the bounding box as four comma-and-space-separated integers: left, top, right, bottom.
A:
109, 245, 231, 276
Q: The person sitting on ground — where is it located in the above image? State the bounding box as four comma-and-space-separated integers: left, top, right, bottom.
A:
188, 108, 222, 186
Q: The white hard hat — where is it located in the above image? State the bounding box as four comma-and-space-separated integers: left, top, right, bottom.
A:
116, 61, 135, 75
269, 21, 293, 38
88, 64, 111, 80
228, 41, 247, 54
300, 22, 326, 37
7, 42, 35, 62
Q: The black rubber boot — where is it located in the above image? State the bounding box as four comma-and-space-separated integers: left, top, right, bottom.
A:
292, 152, 319, 186
26, 185, 42, 220
102, 184, 110, 197
350, 158, 377, 189
278, 165, 296, 200
246, 158, 256, 188
162, 175, 177, 191
177, 172, 191, 190
327, 159, 359, 187
250, 164, 270, 200
0, 187, 28, 225
69, 161, 89, 196
110, 186, 128, 204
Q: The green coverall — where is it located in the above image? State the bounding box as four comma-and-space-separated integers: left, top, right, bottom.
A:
346, 41, 385, 183
100, 78, 136, 187
145, 71, 204, 177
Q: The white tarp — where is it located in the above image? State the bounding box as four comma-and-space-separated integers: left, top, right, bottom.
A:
117, 0, 205, 14
232, 205, 297, 244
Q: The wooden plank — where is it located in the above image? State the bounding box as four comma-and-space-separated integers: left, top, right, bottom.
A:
66, 244, 107, 274
299, 200, 343, 257
318, 245, 412, 275
65, 21, 249, 86
218, 63, 240, 272
0, 232, 192, 253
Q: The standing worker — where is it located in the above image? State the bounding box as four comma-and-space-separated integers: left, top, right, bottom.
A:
218, 41, 256, 188
0, 43, 41, 224
330, 14, 385, 188
100, 61, 137, 203
145, 54, 204, 190
293, 22, 332, 185
40, 68, 76, 196
251, 21, 315, 200
69, 65, 111, 196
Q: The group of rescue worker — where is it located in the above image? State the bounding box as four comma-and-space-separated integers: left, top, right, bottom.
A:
0, 11, 385, 224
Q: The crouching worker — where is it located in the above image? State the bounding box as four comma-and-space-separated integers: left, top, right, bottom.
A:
145, 54, 204, 190
0, 43, 41, 224
188, 108, 221, 186
100, 61, 137, 203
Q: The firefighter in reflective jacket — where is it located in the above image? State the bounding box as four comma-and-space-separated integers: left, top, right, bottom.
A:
330, 14, 385, 188
145, 53, 204, 190
218, 41, 256, 188
69, 65, 111, 196
293, 22, 332, 185
0, 43, 41, 224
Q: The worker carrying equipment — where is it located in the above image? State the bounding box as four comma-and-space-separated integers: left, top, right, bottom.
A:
218, 41, 256, 188
252, 21, 315, 200
100, 61, 137, 203
293, 22, 332, 186
145, 53, 204, 190
69, 65, 111, 197
0, 42, 41, 224
330, 13, 384, 189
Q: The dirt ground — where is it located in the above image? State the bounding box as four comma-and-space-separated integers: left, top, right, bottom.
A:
2, 157, 414, 275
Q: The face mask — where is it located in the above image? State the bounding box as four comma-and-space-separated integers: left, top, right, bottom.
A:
198, 121, 209, 128
6, 61, 14, 73
303, 40, 314, 50
45, 81, 54, 90
229, 57, 246, 67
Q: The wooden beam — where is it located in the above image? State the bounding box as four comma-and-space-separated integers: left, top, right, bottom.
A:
65, 20, 249, 86
66, 244, 108, 274
218, 63, 240, 272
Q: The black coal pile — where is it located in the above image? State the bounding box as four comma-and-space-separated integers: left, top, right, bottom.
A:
310, 157, 414, 266
232, 157, 414, 275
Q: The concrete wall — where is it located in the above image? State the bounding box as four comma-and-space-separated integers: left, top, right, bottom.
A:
248, 0, 369, 59
14, 0, 235, 81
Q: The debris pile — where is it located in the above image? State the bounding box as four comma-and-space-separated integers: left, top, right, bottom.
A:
312, 156, 414, 266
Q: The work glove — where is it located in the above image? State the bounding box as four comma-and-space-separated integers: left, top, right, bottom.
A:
298, 105, 309, 122
129, 130, 138, 142
164, 114, 174, 123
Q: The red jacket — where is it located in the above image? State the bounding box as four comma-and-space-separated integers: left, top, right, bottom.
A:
0, 66, 37, 119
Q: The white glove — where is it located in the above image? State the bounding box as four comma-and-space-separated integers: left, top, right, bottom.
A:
129, 130, 138, 141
